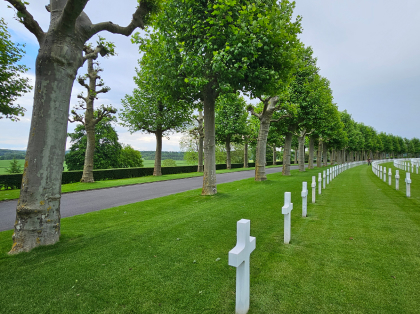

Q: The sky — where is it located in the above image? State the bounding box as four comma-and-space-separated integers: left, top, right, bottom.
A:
0, 0, 419, 151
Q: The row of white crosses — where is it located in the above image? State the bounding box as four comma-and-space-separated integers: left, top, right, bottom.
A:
228, 160, 367, 314
372, 159, 412, 197
393, 158, 420, 175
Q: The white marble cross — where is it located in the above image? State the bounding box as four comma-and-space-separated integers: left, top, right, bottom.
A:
388, 168, 392, 186
229, 219, 256, 314
311, 176, 316, 203
417, 164, 419, 175
383, 167, 387, 183
395, 170, 400, 190
330, 168, 333, 181
318, 173, 322, 195
282, 192, 293, 244
406, 172, 411, 198
301, 182, 308, 217
411, 163, 414, 173
379, 166, 383, 180
323, 171, 326, 189
327, 169, 330, 184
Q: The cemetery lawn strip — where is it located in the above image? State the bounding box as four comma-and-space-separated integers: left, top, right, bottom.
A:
0, 165, 282, 201
1, 165, 419, 313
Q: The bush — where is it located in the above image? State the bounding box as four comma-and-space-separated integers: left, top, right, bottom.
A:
162, 159, 177, 167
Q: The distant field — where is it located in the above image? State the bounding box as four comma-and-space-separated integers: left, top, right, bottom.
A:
142, 159, 192, 167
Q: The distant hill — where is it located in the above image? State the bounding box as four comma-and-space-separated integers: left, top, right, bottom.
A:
140, 151, 184, 161
0, 149, 26, 160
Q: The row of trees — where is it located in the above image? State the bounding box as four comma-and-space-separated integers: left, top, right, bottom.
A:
2, 0, 417, 255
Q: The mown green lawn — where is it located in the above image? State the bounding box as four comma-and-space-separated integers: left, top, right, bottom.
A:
1, 164, 419, 313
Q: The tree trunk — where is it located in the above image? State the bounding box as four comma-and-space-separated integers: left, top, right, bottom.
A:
226, 136, 231, 170
243, 138, 248, 168
298, 134, 305, 172
255, 118, 270, 181
202, 87, 217, 195
317, 139, 323, 168
273, 146, 277, 165
154, 130, 163, 176
323, 143, 328, 167
10, 37, 84, 254
294, 147, 298, 164
81, 121, 95, 183
197, 110, 204, 172
282, 132, 293, 176
80, 58, 97, 183
308, 136, 314, 169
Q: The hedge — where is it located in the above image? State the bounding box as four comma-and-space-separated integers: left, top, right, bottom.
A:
0, 162, 276, 190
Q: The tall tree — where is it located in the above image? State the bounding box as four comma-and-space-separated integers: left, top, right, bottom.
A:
68, 38, 117, 182
150, 0, 302, 194
6, 0, 157, 254
215, 93, 248, 169
120, 39, 193, 176
0, 17, 32, 120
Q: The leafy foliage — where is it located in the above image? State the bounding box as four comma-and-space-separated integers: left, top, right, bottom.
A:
120, 145, 143, 168
65, 119, 122, 171
0, 18, 32, 121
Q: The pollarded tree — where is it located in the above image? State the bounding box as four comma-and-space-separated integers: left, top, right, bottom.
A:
69, 38, 117, 183
0, 17, 32, 121
120, 39, 193, 176
65, 117, 122, 171
149, 0, 302, 194
215, 93, 248, 169
5, 0, 157, 254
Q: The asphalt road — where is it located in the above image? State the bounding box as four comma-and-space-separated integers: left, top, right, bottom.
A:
0, 166, 297, 232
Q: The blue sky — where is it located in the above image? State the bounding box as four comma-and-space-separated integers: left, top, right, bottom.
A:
1, 0, 419, 151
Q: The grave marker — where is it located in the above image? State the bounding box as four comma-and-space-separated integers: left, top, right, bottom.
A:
311, 176, 316, 203
323, 171, 326, 189
327, 169, 330, 185
388, 168, 392, 186
282, 192, 293, 244
301, 182, 308, 217
405, 172, 411, 197
228, 219, 256, 314
318, 173, 322, 195
395, 170, 400, 191
383, 167, 387, 183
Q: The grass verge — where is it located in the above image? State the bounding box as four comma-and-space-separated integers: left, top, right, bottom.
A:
1, 165, 419, 313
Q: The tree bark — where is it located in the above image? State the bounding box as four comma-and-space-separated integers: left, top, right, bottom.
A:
226, 136, 231, 170
308, 136, 314, 169
298, 132, 305, 172
80, 57, 98, 183
243, 138, 248, 168
197, 111, 204, 172
282, 132, 293, 176
10, 37, 83, 254
294, 147, 298, 164
255, 117, 270, 181
317, 139, 323, 168
330, 149, 335, 165
202, 85, 217, 195
273, 146, 277, 165
153, 130, 162, 176
323, 143, 328, 167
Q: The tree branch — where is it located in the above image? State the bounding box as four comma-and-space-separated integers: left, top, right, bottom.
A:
68, 110, 85, 125
83, 46, 108, 64
96, 87, 110, 94
247, 105, 261, 119
87, 1, 151, 39
271, 114, 292, 123
77, 77, 90, 90
5, 0, 45, 44
58, 0, 89, 31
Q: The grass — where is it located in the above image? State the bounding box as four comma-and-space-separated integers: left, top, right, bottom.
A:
0, 164, 282, 201
1, 164, 419, 313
